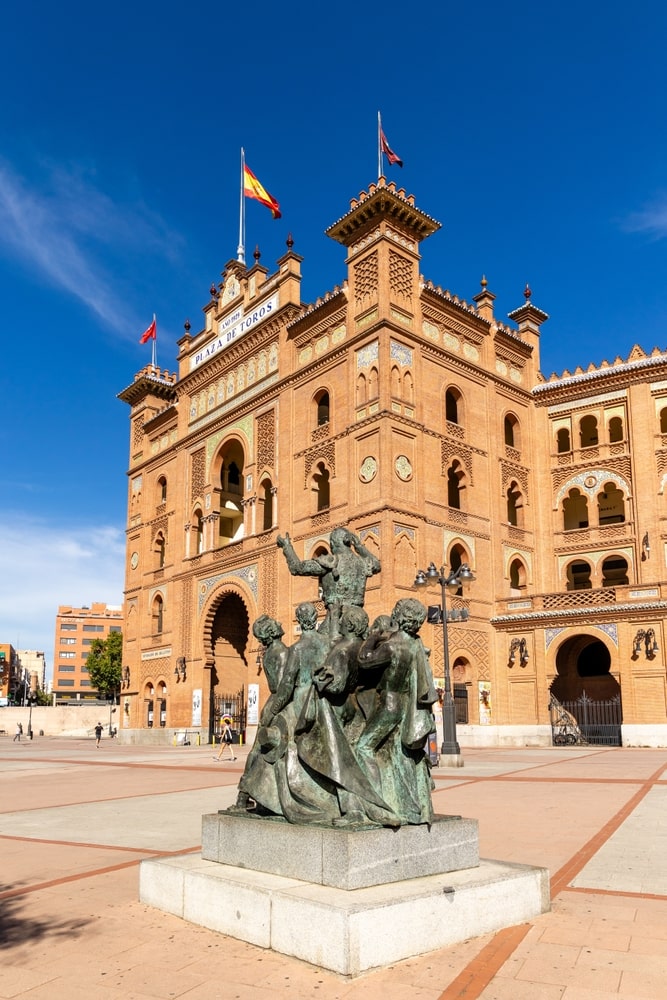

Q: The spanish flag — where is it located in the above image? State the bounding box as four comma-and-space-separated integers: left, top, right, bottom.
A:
243, 163, 281, 219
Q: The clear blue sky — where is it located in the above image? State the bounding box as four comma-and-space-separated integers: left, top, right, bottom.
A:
2, 1, 667, 679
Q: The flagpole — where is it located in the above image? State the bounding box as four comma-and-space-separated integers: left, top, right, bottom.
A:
151, 314, 157, 369
377, 111, 382, 181
237, 147, 246, 265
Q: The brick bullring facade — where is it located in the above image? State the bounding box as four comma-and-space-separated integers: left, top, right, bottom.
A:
118, 179, 667, 747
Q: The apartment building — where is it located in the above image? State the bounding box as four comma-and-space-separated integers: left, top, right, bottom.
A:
53, 603, 122, 702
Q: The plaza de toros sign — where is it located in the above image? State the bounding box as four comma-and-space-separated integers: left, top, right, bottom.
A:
191, 292, 279, 371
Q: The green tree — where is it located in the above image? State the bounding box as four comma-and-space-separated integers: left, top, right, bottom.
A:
87, 631, 123, 700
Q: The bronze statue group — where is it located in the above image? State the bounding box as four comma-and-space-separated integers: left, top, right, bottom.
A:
229, 529, 438, 829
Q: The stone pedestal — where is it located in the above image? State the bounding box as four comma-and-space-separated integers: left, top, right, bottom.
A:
202, 811, 479, 888
140, 812, 549, 976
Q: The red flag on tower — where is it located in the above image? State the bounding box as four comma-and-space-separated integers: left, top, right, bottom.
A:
139, 317, 157, 344
380, 126, 403, 168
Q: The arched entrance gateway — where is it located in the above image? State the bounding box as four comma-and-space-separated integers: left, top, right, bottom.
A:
549, 634, 622, 746
207, 592, 250, 743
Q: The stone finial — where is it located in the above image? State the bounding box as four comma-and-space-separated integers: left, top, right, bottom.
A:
210, 283, 218, 299
184, 318, 191, 333
508, 285, 548, 334
473, 274, 496, 321
286, 232, 294, 250
253, 245, 261, 262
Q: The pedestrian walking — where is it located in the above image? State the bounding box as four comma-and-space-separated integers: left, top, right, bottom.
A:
13, 722, 23, 742
214, 717, 236, 761
94, 722, 103, 748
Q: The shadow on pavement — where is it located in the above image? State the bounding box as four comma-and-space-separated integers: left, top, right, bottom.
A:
0, 883, 87, 949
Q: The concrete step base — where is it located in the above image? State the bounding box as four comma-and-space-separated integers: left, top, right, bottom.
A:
140, 853, 549, 976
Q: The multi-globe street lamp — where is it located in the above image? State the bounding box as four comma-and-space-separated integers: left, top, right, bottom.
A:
414, 561, 475, 767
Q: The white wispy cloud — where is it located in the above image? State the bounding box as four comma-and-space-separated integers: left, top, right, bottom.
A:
0, 516, 125, 680
0, 158, 181, 336
622, 194, 667, 239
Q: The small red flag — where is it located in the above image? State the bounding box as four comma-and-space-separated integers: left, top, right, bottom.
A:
139, 318, 157, 344
380, 127, 403, 168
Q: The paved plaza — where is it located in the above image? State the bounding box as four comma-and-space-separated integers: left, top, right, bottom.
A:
1, 737, 666, 999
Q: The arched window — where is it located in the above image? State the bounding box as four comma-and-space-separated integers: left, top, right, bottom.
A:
580, 415, 598, 448
509, 558, 527, 595
226, 461, 241, 490
447, 461, 465, 510
597, 482, 625, 525
445, 387, 462, 425
504, 414, 520, 450
158, 476, 167, 503
145, 683, 155, 728
217, 440, 245, 547
601, 555, 629, 587
391, 366, 401, 398
315, 390, 330, 427
157, 681, 167, 727
313, 462, 330, 511
153, 595, 164, 634
356, 373, 367, 407
661, 407, 667, 434
608, 417, 623, 443
154, 532, 166, 569
403, 370, 414, 404
261, 480, 273, 532
566, 560, 592, 591
506, 481, 524, 527
448, 544, 469, 596
563, 488, 589, 531
368, 366, 379, 400
193, 509, 204, 555
556, 427, 571, 453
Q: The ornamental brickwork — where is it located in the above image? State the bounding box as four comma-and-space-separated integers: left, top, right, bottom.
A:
117, 177, 667, 745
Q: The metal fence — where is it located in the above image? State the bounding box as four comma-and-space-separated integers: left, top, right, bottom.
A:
213, 687, 246, 741
550, 692, 622, 747
454, 683, 469, 725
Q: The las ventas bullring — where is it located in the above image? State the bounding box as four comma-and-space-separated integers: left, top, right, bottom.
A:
117, 177, 667, 751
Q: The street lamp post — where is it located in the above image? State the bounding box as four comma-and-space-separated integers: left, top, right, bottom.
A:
415, 561, 475, 767
108, 695, 117, 737
26, 691, 38, 740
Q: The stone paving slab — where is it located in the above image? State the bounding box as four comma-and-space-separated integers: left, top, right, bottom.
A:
572, 785, 667, 895
0, 786, 236, 851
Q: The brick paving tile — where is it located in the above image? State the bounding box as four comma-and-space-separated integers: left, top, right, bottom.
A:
478, 981, 566, 999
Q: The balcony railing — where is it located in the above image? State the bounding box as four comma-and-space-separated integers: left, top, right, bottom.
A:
552, 440, 628, 466
554, 521, 634, 549
498, 582, 665, 617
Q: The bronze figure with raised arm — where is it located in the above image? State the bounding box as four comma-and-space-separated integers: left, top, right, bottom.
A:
277, 527, 380, 636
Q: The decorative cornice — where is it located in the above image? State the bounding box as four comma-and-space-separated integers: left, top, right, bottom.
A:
421, 281, 487, 326
492, 600, 667, 625
287, 285, 347, 335
118, 368, 178, 407
534, 351, 667, 396
326, 180, 440, 246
